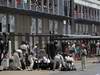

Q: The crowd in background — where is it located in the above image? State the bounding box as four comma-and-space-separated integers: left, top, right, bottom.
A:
0, 38, 100, 71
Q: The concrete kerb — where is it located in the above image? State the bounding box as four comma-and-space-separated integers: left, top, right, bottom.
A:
0, 70, 49, 75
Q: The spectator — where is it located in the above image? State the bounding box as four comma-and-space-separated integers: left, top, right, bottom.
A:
13, 49, 22, 70
1, 52, 9, 70
80, 46, 87, 71
96, 41, 100, 56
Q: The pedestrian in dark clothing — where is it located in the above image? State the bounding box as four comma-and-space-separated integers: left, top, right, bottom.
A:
0, 39, 4, 65
45, 42, 56, 59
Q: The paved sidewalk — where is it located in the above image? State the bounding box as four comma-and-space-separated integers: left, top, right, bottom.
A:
75, 57, 98, 63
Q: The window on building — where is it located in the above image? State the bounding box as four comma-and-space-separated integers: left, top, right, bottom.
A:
43, 0, 48, 13
54, 20, 58, 34
93, 9, 95, 20
86, 24, 88, 34
54, 0, 57, 7
9, 0, 16, 7
89, 8, 91, 20
85, 7, 88, 19
94, 25, 97, 33
92, 24, 95, 33
99, 10, 100, 21
38, 0, 41, 6
23, 0, 31, 9
49, 20, 53, 32
83, 6, 85, 19
91, 9, 94, 20
67, 20, 71, 34
96, 10, 99, 21
74, 4, 76, 15
81, 24, 83, 33
75, 23, 78, 34
85, 7, 87, 19
16, 0, 24, 8
64, 0, 70, 16
94, 9, 96, 21
9, 0, 12, 3
54, 0, 58, 14
74, 4, 78, 11
87, 7, 89, 20
49, 0, 53, 14
9, 15, 15, 32
38, 18, 42, 33
91, 8, 93, 20
44, 0, 47, 6
79, 24, 82, 34
83, 24, 86, 33
67, 0, 71, 17
2, 15, 7, 32
49, 0, 53, 9
31, 18, 36, 33
91, 24, 97, 35
0, 14, 2, 32
16, 0, 21, 5
80, 6, 83, 19
32, 0, 41, 7
77, 5, 81, 18
64, 1, 67, 16
0, 0, 7, 6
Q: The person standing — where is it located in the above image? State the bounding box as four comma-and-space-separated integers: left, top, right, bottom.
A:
96, 41, 100, 56
80, 44, 87, 71
75, 45, 81, 60
96, 41, 100, 62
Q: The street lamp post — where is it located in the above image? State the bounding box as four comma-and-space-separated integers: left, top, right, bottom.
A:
6, 14, 12, 59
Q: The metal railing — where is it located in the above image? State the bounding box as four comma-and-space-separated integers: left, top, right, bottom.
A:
0, 0, 60, 16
